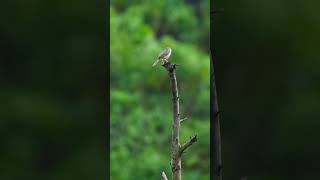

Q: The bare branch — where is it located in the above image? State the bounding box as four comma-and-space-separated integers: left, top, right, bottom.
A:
161, 60, 198, 180
180, 134, 197, 154
163, 61, 181, 180
179, 117, 188, 123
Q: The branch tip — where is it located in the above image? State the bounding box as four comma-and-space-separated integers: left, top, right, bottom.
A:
180, 134, 197, 154
179, 117, 188, 123
162, 61, 177, 72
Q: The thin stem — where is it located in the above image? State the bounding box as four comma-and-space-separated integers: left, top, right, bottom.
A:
211, 54, 222, 180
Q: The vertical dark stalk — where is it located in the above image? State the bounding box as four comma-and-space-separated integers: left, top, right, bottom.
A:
211, 1, 223, 178
211, 54, 222, 180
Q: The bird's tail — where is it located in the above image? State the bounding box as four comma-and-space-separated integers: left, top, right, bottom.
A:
152, 59, 160, 67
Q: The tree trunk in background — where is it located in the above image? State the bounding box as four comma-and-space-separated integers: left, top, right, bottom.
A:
211, 54, 222, 180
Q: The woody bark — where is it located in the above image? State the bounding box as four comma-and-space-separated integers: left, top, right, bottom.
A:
161, 61, 197, 180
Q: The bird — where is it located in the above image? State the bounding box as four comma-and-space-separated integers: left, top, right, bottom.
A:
152, 47, 172, 66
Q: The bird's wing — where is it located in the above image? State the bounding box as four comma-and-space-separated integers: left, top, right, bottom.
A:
158, 49, 168, 59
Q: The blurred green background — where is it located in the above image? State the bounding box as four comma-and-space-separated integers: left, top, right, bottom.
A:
213, 0, 320, 179
0, 0, 106, 179
110, 0, 210, 179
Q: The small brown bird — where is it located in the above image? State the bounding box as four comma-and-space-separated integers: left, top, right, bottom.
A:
152, 47, 172, 66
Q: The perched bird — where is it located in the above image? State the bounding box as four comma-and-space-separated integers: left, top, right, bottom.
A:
152, 47, 172, 66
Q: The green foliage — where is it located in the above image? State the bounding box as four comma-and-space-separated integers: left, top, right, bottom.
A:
110, 1, 210, 179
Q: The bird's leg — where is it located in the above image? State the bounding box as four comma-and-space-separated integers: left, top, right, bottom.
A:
160, 58, 166, 65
